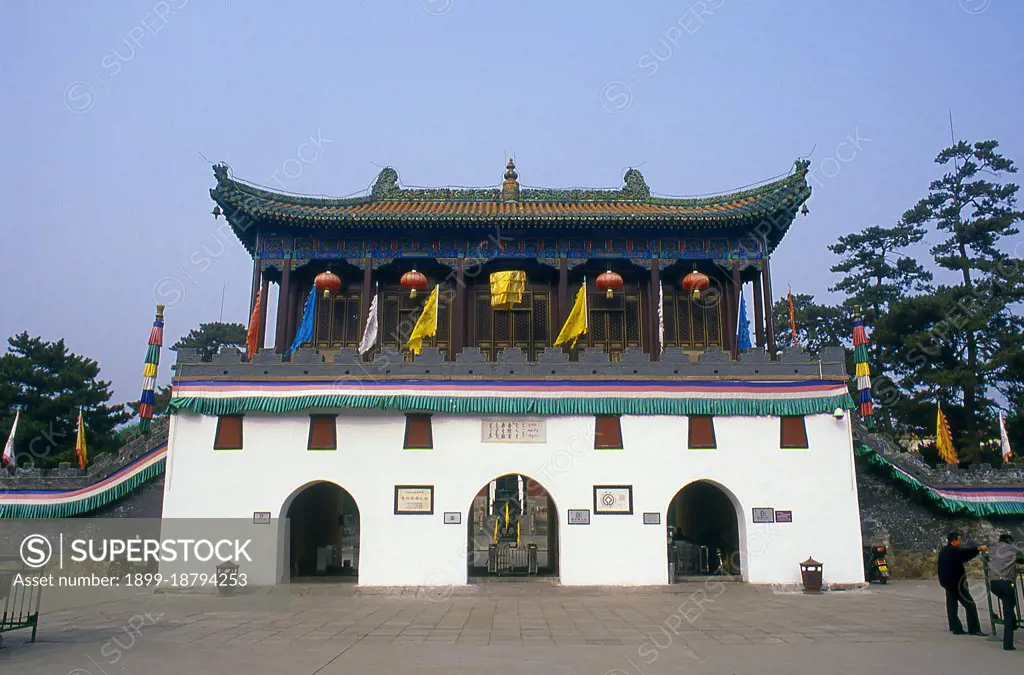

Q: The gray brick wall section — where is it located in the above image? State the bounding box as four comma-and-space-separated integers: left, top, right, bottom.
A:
171, 345, 850, 381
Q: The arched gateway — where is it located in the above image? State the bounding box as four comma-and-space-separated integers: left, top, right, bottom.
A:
667, 480, 744, 580
281, 481, 360, 581
467, 474, 559, 579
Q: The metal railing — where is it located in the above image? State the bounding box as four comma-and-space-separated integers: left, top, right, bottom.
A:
487, 544, 538, 576
0, 559, 42, 646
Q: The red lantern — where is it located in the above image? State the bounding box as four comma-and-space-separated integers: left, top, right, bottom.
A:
401, 269, 428, 298
596, 270, 624, 299
682, 268, 710, 298
315, 270, 343, 299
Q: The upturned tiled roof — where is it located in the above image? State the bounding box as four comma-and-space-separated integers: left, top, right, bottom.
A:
210, 159, 811, 251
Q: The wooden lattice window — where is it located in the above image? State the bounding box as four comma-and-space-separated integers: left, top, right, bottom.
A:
404, 413, 434, 449
381, 290, 451, 358
585, 289, 643, 359
780, 416, 809, 449
688, 416, 717, 449
594, 415, 624, 449
662, 289, 723, 349
472, 289, 551, 361
307, 415, 337, 450
313, 292, 362, 349
213, 415, 243, 450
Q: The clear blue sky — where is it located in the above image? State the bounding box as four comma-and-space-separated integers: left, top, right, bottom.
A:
1, 0, 1021, 404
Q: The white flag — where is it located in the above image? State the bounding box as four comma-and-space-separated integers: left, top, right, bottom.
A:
517, 475, 525, 515
1000, 412, 1013, 461
658, 281, 665, 353
357, 292, 380, 355
2, 410, 19, 467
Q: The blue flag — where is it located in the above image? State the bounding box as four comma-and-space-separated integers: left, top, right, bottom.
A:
287, 288, 317, 355
737, 292, 752, 351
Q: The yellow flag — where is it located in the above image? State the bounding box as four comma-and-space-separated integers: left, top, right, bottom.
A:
490, 271, 526, 309
75, 409, 88, 469
553, 281, 588, 348
936, 405, 958, 465
407, 285, 439, 355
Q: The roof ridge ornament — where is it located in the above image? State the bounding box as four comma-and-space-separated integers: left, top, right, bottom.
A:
621, 168, 650, 200
501, 158, 520, 202
371, 167, 401, 200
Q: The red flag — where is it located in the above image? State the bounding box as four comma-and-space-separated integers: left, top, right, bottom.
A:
246, 289, 262, 360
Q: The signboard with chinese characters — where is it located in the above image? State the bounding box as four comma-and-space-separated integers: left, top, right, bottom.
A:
775, 510, 793, 523
567, 509, 591, 525
594, 485, 633, 515
481, 418, 546, 443
394, 485, 434, 515
252, 511, 271, 524
751, 507, 775, 524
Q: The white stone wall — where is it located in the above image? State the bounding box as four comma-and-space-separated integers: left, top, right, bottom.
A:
162, 410, 864, 587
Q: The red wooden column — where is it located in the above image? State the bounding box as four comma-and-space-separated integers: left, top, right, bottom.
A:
256, 277, 270, 352
275, 261, 291, 353
558, 258, 569, 325
360, 258, 373, 334
730, 264, 742, 359
762, 258, 777, 358
752, 273, 765, 350
451, 257, 466, 358
249, 257, 262, 315
649, 261, 661, 360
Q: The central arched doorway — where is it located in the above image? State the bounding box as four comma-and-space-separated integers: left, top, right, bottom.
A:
667, 480, 742, 580
467, 474, 559, 579
283, 481, 360, 581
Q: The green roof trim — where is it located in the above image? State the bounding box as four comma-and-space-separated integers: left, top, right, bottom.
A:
169, 392, 853, 417
854, 442, 1024, 517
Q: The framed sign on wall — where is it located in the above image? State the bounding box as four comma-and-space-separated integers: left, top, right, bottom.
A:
593, 485, 633, 515
567, 509, 591, 525
751, 507, 775, 524
481, 417, 547, 443
394, 485, 434, 515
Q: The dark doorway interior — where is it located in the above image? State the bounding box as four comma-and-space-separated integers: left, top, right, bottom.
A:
286, 482, 360, 580
667, 481, 741, 578
467, 474, 559, 578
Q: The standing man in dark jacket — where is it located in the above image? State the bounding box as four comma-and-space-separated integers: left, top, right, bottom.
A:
987, 533, 1023, 650
937, 531, 984, 635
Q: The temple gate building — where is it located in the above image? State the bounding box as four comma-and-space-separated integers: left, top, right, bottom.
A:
162, 159, 865, 587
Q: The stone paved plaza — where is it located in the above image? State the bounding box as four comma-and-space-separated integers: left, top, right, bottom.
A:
1, 580, 1021, 674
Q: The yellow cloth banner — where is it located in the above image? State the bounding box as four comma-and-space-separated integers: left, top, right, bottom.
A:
490, 271, 526, 309
553, 281, 588, 348
936, 405, 958, 465
407, 285, 439, 355
855, 362, 870, 377
75, 410, 88, 470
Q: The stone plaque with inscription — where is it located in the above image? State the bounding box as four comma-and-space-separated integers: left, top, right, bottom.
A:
481, 417, 546, 443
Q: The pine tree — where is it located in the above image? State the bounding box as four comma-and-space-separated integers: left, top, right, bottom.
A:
172, 322, 246, 361
828, 223, 933, 430
0, 332, 131, 468
771, 294, 849, 355
890, 140, 1023, 457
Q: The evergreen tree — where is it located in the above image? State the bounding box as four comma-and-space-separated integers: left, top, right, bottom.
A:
771, 294, 849, 355
828, 223, 933, 430
0, 332, 131, 468
171, 322, 246, 361
888, 140, 1023, 458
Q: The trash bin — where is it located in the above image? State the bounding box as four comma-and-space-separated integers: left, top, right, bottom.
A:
216, 560, 240, 596
800, 557, 823, 594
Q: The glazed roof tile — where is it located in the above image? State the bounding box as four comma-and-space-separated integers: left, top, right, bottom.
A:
210, 160, 811, 252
